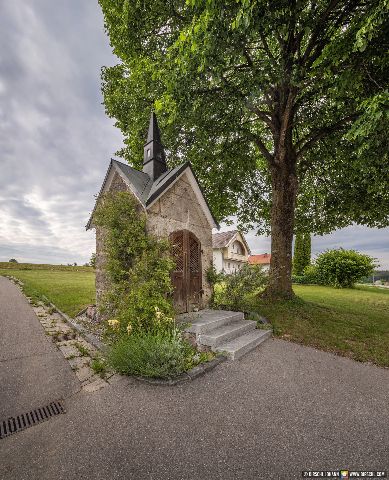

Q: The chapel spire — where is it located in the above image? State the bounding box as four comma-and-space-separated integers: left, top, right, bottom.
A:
143, 112, 167, 181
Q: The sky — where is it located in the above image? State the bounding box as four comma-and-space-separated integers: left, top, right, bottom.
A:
0, 1, 388, 268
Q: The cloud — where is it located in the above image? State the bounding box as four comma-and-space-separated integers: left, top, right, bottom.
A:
0, 1, 388, 270
217, 224, 389, 269
0, 1, 121, 264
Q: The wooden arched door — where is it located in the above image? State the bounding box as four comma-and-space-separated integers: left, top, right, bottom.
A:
170, 230, 202, 313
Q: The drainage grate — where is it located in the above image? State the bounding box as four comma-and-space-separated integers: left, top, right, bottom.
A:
0, 400, 66, 439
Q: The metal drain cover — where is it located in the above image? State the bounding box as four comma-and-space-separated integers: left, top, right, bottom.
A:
0, 400, 66, 439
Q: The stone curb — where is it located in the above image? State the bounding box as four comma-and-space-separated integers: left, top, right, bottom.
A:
133, 354, 227, 386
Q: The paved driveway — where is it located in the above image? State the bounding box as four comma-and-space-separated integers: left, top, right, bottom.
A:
1, 277, 388, 479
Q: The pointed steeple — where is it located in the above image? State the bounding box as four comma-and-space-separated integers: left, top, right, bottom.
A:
143, 112, 167, 181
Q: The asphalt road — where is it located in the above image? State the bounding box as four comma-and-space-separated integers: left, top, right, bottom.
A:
0, 277, 79, 419
1, 277, 388, 479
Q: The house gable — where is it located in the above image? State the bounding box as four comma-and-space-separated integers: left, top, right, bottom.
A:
86, 161, 146, 230
146, 163, 218, 229
147, 171, 211, 232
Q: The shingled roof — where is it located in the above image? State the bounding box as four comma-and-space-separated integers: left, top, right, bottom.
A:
86, 159, 219, 230
212, 230, 238, 248
86, 112, 219, 230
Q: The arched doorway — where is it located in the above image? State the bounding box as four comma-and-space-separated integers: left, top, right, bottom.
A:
170, 230, 202, 313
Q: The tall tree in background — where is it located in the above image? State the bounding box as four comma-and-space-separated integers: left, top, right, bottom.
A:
99, 0, 389, 299
303, 234, 311, 271
294, 233, 311, 275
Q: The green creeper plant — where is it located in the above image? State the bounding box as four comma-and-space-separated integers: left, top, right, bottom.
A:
98, 0, 389, 300
93, 191, 175, 335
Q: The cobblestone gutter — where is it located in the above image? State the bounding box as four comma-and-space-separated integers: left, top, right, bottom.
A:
6, 276, 120, 394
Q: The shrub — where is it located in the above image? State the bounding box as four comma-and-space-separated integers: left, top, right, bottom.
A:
315, 248, 377, 288
292, 265, 318, 284
218, 264, 268, 310
108, 330, 196, 378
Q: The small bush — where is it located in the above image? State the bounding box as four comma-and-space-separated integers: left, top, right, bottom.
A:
217, 264, 268, 310
108, 330, 196, 378
315, 249, 377, 288
292, 265, 318, 284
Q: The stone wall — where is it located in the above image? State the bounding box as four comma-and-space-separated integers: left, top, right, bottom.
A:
146, 172, 213, 310
94, 169, 213, 315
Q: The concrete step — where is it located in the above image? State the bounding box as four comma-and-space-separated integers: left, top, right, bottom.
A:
181, 309, 244, 335
214, 329, 272, 360
199, 320, 256, 347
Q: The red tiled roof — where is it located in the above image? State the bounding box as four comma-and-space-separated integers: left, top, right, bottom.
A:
248, 253, 271, 265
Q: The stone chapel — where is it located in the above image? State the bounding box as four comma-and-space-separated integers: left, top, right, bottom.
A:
87, 112, 219, 314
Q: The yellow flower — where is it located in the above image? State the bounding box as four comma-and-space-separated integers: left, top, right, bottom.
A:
126, 323, 132, 335
108, 319, 120, 329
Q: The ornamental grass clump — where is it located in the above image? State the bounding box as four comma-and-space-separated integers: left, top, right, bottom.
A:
108, 329, 196, 378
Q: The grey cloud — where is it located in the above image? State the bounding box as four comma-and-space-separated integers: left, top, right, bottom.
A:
0, 1, 388, 269
0, 0, 121, 264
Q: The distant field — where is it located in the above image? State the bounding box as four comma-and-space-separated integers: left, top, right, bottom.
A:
0, 262, 93, 272
0, 263, 95, 317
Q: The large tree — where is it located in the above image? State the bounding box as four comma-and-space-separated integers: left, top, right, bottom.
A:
99, 0, 389, 299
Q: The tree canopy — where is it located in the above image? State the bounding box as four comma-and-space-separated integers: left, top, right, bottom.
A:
99, 0, 389, 298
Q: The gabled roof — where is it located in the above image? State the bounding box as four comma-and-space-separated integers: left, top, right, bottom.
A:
114, 160, 152, 204
86, 159, 219, 230
212, 230, 251, 254
212, 230, 238, 248
248, 253, 271, 265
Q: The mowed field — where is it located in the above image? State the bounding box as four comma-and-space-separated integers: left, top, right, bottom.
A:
0, 262, 95, 317
1, 262, 388, 367
256, 285, 389, 368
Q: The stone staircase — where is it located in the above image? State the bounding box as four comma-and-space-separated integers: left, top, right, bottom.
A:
179, 309, 272, 360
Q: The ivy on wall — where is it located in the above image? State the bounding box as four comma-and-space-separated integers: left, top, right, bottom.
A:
94, 191, 175, 334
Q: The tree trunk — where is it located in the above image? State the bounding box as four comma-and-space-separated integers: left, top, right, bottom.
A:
262, 159, 298, 300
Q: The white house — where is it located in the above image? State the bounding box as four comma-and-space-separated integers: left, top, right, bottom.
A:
212, 230, 251, 274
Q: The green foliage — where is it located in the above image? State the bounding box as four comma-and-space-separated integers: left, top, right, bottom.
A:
206, 264, 224, 305
90, 357, 108, 378
9, 258, 18, 263
315, 249, 377, 288
294, 233, 312, 276
217, 264, 268, 310
98, 0, 389, 236
292, 265, 318, 285
108, 330, 196, 378
94, 191, 175, 334
89, 253, 96, 269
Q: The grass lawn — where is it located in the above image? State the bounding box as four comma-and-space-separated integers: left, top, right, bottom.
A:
0, 265, 95, 317
254, 285, 389, 368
